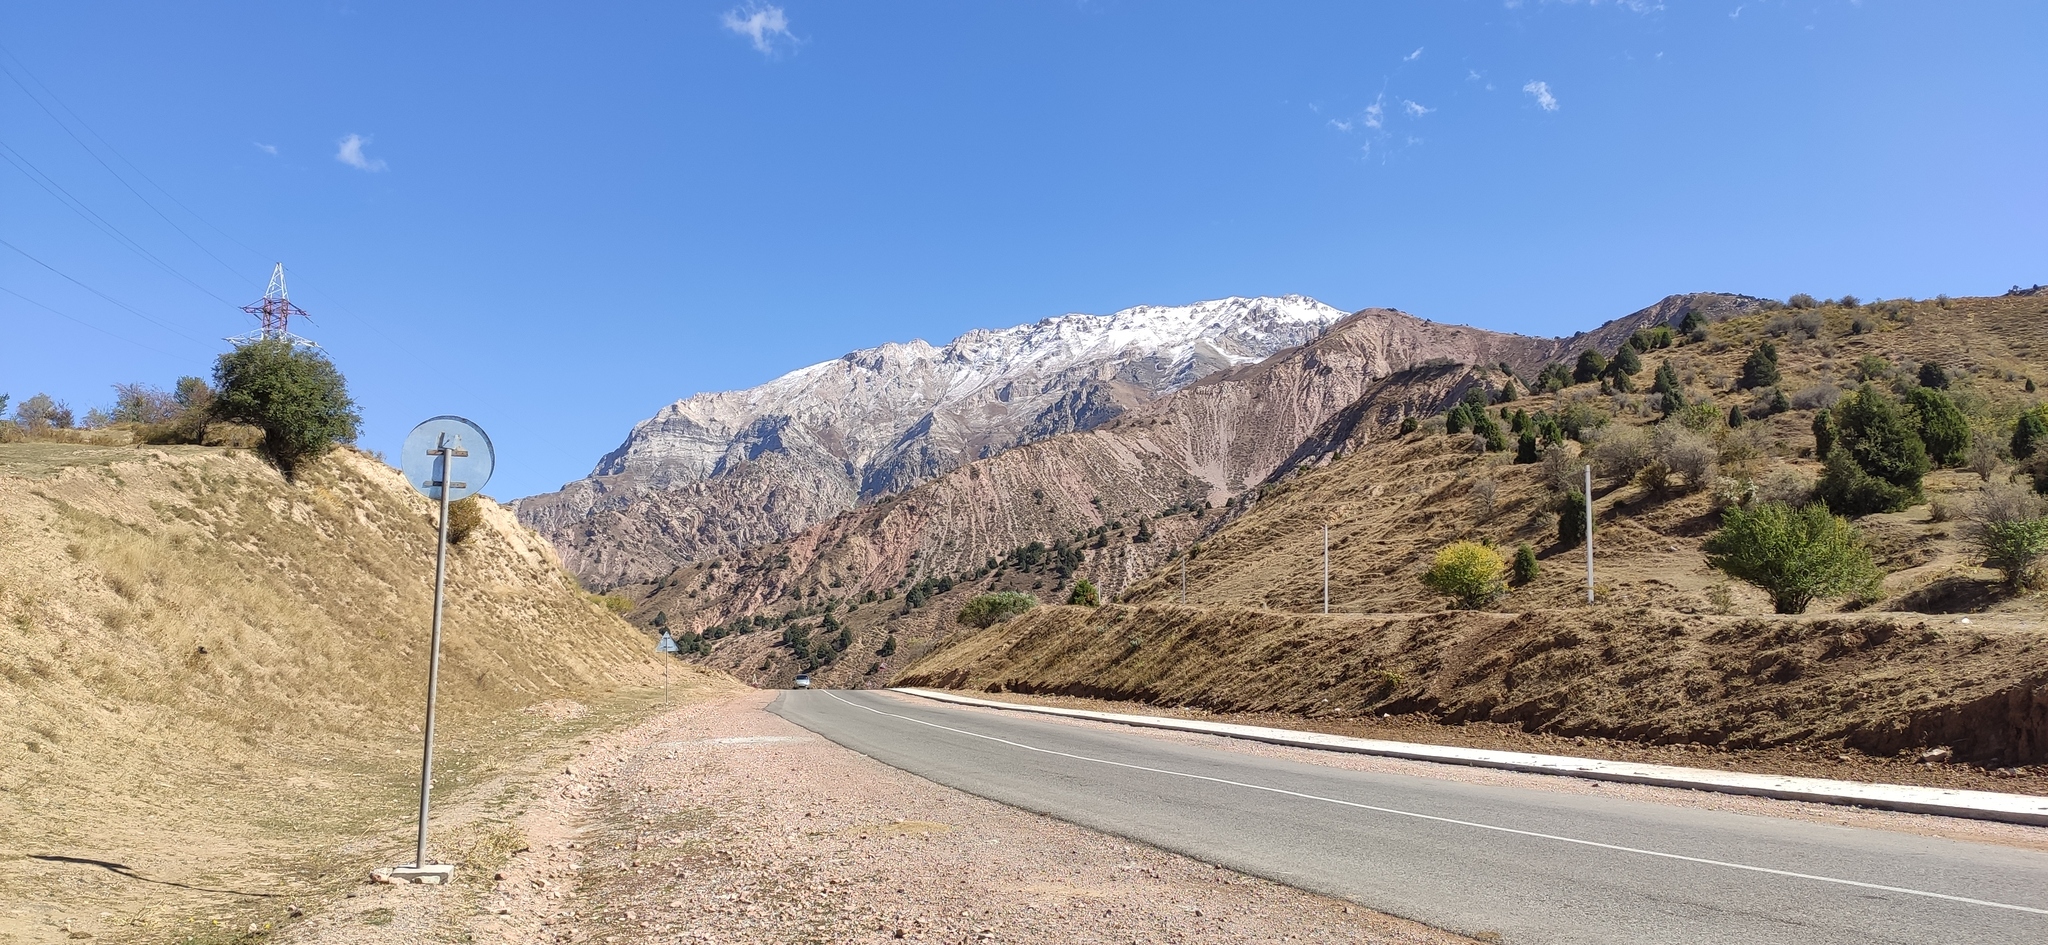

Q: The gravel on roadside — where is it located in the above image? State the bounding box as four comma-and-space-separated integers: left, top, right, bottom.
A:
281, 689, 1478, 944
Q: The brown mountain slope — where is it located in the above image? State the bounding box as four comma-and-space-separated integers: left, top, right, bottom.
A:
634, 293, 1767, 686
895, 291, 2048, 766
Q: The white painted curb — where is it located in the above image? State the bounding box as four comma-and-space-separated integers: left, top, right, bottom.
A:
889, 688, 2048, 828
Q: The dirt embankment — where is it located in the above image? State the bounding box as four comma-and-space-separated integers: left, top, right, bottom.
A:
896, 604, 2048, 774
0, 442, 701, 943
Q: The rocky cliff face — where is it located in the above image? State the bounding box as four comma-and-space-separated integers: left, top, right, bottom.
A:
516, 296, 1349, 585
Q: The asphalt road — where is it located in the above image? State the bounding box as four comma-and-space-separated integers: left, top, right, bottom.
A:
769, 689, 2048, 945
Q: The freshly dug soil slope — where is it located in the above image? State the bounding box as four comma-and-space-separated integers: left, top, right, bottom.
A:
897, 604, 2048, 770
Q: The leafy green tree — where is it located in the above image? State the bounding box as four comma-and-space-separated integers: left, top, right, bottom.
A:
1473, 411, 1508, 452
2012, 407, 2048, 460
1917, 361, 1949, 389
1398, 416, 1419, 435
1727, 404, 1745, 429
1496, 379, 1520, 403
1704, 503, 1880, 614
1511, 542, 1539, 586
1515, 430, 1540, 464
2028, 378, 2038, 394
1659, 387, 1687, 417
1651, 362, 1681, 396
1445, 402, 1473, 435
1679, 310, 1709, 333
1816, 450, 1914, 516
1813, 407, 1837, 459
1066, 578, 1100, 607
1610, 345, 1642, 377
1537, 362, 1573, 393
956, 592, 1038, 628
1557, 489, 1587, 549
877, 634, 897, 657
1833, 383, 1929, 496
14, 392, 72, 432
1905, 387, 1970, 467
1573, 350, 1608, 385
1768, 388, 1792, 415
1738, 342, 1781, 390
210, 339, 361, 476
1509, 408, 1530, 434
1421, 541, 1508, 610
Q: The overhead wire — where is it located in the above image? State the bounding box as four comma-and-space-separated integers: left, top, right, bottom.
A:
0, 236, 214, 349
0, 284, 178, 357
0, 53, 249, 305
0, 42, 404, 352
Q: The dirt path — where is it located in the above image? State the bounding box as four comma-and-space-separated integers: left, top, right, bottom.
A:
280, 689, 1473, 944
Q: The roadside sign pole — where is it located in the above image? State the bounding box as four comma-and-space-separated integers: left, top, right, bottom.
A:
1584, 464, 1595, 604
1322, 525, 1329, 615
413, 433, 461, 872
378, 416, 494, 887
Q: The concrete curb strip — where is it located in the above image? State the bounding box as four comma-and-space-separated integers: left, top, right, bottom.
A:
889, 687, 2048, 828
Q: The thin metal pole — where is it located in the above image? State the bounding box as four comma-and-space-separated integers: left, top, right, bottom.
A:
1584, 464, 1595, 604
1322, 525, 1329, 615
415, 439, 454, 870
1180, 555, 1187, 603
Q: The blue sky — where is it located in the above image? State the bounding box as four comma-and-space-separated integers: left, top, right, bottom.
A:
2, 1, 2042, 499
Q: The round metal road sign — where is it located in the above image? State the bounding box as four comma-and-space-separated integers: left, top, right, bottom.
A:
401, 416, 495, 502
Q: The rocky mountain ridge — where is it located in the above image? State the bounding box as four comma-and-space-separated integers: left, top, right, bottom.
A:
629, 292, 1768, 685
516, 296, 1349, 584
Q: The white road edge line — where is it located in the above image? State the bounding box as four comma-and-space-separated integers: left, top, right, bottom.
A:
820, 690, 2048, 917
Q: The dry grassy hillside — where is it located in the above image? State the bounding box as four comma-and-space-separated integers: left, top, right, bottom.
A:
897, 292, 2048, 774
0, 443, 709, 942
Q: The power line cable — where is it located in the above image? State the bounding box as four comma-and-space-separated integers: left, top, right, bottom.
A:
0, 54, 250, 302
0, 42, 403, 350
0, 236, 213, 348
0, 283, 177, 357
0, 139, 242, 310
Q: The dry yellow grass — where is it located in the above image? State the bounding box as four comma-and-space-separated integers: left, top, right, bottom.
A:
0, 442, 730, 943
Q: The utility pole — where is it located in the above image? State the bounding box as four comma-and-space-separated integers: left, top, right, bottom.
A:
1584, 464, 1595, 604
1322, 524, 1329, 615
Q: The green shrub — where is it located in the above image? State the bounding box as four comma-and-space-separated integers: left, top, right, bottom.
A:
445, 496, 487, 544
1813, 407, 1838, 459
1904, 387, 1970, 467
1067, 578, 1100, 607
1421, 541, 1507, 610
1573, 350, 1608, 385
1515, 430, 1540, 464
1609, 345, 1642, 377
1768, 388, 1792, 415
1557, 489, 1587, 548
877, 634, 897, 657
1704, 503, 1880, 614
1917, 361, 1949, 390
956, 592, 1037, 628
1816, 450, 1915, 515
1969, 481, 2048, 590
1727, 405, 1745, 428
1398, 416, 1419, 435
210, 339, 361, 477
2012, 407, 2048, 460
1651, 362, 1680, 396
1738, 342, 1780, 390
1831, 383, 1929, 500
1511, 543, 1539, 586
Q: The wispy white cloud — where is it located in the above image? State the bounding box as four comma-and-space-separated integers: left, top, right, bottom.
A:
1404, 47, 1424, 62
1523, 80, 1559, 111
1364, 96, 1385, 130
1507, 0, 1662, 12
1729, 4, 1744, 18
723, 3, 794, 55
253, 142, 278, 156
1327, 118, 1354, 132
335, 134, 386, 172
1403, 99, 1433, 117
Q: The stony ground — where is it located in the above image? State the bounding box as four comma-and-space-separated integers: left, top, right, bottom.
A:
279, 689, 1474, 945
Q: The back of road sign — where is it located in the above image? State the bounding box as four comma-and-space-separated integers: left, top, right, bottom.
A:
401, 416, 495, 502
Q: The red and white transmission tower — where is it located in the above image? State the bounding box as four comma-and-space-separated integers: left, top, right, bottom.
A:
229, 263, 317, 347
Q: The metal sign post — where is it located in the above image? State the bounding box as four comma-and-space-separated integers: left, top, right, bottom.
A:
1322, 525, 1330, 615
658, 629, 678, 701
1584, 464, 1596, 604
377, 416, 494, 886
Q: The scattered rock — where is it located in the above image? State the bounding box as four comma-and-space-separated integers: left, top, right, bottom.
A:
1918, 748, 1954, 764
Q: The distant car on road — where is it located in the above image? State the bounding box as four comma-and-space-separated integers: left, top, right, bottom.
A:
794, 673, 812, 689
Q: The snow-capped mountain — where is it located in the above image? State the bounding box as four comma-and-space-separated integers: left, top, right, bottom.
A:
515, 296, 1348, 583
